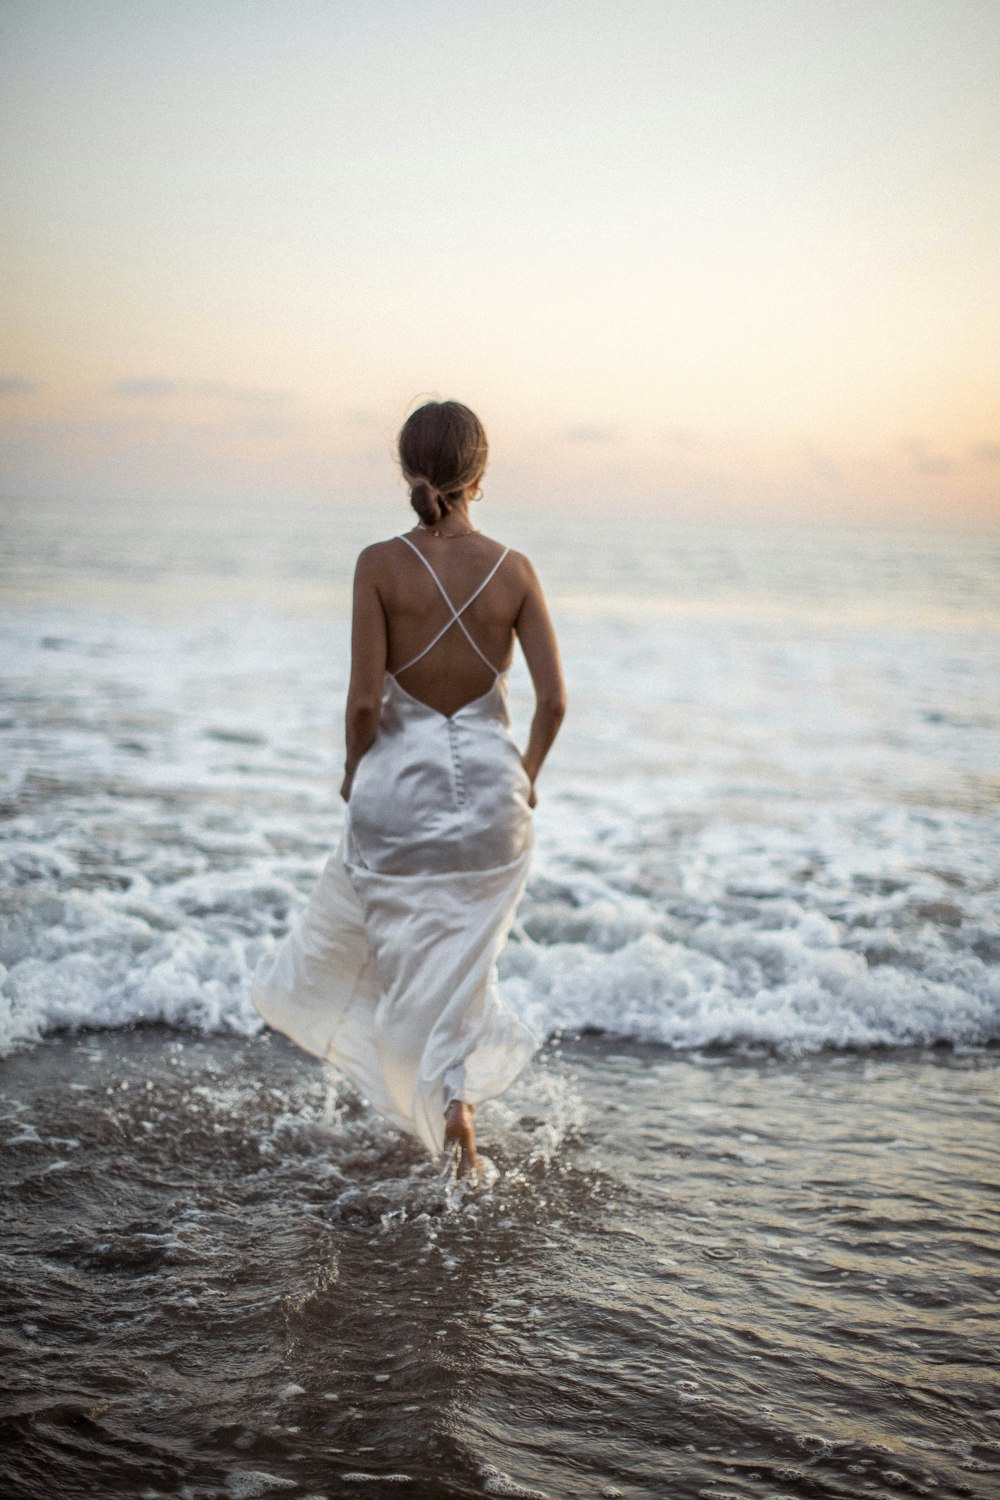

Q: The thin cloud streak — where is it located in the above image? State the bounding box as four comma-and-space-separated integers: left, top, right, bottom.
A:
662, 427, 698, 449
805, 447, 844, 483
113, 379, 294, 405
902, 439, 957, 477
563, 424, 619, 444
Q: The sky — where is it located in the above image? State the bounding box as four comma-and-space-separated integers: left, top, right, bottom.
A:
1, 0, 999, 526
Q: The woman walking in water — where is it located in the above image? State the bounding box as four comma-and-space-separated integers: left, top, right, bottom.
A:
253, 400, 566, 1176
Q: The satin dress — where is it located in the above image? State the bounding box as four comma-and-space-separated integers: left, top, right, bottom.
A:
252, 537, 539, 1155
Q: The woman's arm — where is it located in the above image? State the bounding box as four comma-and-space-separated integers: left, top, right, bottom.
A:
341, 548, 387, 802
515, 558, 567, 805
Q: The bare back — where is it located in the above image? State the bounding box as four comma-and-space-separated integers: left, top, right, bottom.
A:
344, 523, 565, 801
371, 533, 530, 718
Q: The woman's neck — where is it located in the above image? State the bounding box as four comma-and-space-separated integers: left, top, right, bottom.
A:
418, 496, 477, 537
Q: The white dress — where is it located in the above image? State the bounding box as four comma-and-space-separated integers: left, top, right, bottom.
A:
252, 537, 539, 1155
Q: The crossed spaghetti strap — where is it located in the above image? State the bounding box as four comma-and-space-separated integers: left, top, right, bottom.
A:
394, 534, 510, 678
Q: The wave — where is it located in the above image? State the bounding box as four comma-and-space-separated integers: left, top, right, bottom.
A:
2, 864, 996, 1059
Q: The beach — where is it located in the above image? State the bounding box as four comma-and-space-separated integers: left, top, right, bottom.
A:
1, 496, 998, 1498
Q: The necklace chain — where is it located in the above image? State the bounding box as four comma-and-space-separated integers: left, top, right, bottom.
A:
416, 522, 479, 539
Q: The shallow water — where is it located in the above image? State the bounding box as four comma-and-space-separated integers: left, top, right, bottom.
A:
2, 1029, 998, 1499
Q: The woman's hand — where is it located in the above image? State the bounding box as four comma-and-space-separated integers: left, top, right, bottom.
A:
520, 756, 538, 809
340, 769, 354, 803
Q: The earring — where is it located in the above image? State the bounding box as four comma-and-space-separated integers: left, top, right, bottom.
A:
470, 485, 483, 502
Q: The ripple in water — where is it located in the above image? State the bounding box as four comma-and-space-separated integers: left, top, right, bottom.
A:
1, 1029, 997, 1499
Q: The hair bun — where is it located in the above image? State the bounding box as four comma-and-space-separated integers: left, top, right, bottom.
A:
410, 478, 444, 527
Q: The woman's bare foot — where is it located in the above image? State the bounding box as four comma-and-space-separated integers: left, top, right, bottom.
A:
444, 1100, 479, 1178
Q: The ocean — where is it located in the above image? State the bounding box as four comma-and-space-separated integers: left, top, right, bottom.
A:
1, 492, 998, 1499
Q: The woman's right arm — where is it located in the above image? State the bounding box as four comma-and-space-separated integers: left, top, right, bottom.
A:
341, 547, 387, 802
515, 558, 567, 805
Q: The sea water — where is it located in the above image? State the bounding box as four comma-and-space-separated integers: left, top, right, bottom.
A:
1, 498, 997, 1058
1, 494, 998, 1498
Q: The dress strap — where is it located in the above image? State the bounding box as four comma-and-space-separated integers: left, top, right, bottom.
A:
394, 535, 510, 677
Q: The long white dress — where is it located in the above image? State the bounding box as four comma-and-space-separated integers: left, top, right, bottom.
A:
252, 538, 540, 1155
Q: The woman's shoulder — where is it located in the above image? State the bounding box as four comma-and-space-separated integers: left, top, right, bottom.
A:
353, 536, 409, 578
468, 538, 538, 590
354, 533, 538, 595
470, 535, 535, 576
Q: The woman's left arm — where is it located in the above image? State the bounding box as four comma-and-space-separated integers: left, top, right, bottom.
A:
341, 547, 387, 801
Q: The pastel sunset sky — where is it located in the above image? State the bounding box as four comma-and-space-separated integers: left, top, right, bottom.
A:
2, 0, 998, 526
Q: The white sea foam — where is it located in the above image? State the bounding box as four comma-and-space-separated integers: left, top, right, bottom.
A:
2, 518, 998, 1060
225, 1474, 297, 1499
1, 788, 996, 1057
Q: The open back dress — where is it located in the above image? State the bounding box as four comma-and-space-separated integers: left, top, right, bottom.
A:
252, 536, 539, 1154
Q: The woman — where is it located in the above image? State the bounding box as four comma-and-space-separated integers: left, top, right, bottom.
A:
253, 400, 566, 1176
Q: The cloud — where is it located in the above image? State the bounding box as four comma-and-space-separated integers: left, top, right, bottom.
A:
901, 438, 956, 476
563, 423, 618, 443
805, 446, 843, 482
971, 442, 1000, 465
114, 378, 180, 398
113, 378, 293, 405
0, 376, 36, 395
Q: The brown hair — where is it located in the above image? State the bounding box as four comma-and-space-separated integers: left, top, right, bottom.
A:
397, 400, 489, 526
